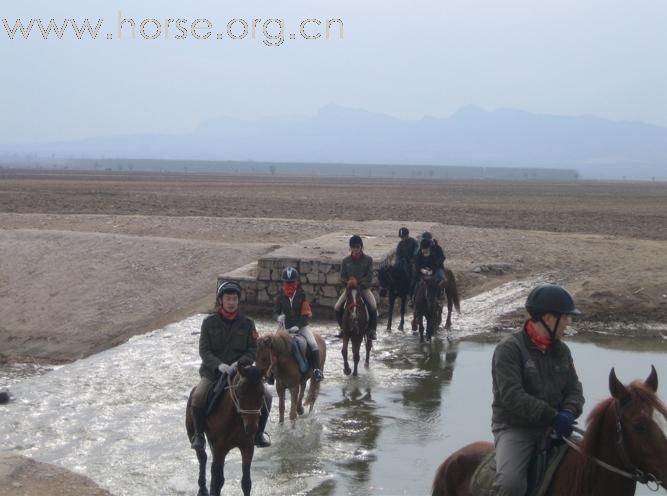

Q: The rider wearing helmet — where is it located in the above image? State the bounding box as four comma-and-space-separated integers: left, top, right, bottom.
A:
273, 267, 324, 382
189, 280, 273, 451
334, 235, 379, 340
395, 226, 418, 283
490, 284, 584, 496
410, 237, 447, 305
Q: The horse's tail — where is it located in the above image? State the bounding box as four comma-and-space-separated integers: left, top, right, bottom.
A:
445, 269, 461, 313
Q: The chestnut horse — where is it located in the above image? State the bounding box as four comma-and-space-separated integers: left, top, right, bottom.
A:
341, 279, 373, 376
185, 366, 266, 496
255, 329, 326, 423
432, 366, 667, 496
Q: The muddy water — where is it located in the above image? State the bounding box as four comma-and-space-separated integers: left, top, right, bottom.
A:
1, 283, 666, 496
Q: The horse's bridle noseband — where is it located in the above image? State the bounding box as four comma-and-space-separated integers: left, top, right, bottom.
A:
562, 399, 662, 491
226, 376, 265, 416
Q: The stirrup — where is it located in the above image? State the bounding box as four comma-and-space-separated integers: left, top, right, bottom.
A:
313, 369, 324, 382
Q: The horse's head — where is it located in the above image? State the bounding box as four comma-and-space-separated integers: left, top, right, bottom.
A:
609, 366, 667, 489
255, 335, 273, 373
377, 265, 392, 289
233, 365, 266, 436
347, 277, 359, 290
343, 287, 367, 336
582, 366, 667, 490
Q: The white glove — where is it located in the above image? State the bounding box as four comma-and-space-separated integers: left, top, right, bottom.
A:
218, 363, 233, 375
277, 314, 286, 325
289, 326, 300, 333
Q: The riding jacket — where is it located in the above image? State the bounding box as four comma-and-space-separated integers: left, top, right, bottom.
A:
414, 250, 443, 277
340, 253, 374, 289
491, 324, 584, 429
199, 312, 258, 381
273, 288, 310, 329
396, 237, 418, 266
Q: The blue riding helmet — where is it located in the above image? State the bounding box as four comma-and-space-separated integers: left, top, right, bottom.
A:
281, 266, 299, 282
217, 280, 242, 297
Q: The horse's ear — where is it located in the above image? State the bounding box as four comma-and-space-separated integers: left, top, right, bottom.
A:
645, 364, 658, 392
609, 368, 630, 403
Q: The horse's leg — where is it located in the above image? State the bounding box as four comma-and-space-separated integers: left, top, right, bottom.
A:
210, 450, 226, 496
352, 337, 361, 376
296, 379, 307, 415
365, 335, 372, 368
342, 336, 352, 375
240, 445, 255, 496
419, 313, 425, 343
196, 447, 209, 496
289, 384, 300, 421
398, 296, 406, 331
386, 294, 395, 331
278, 385, 287, 424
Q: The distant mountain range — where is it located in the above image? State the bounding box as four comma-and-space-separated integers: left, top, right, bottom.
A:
2, 105, 666, 180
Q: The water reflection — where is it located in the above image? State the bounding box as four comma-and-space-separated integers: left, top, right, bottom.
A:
328, 385, 381, 487
401, 339, 458, 424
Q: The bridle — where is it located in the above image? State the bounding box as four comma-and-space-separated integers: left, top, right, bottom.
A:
562, 400, 662, 491
226, 374, 265, 416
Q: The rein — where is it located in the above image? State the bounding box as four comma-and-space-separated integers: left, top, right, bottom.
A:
562, 403, 662, 491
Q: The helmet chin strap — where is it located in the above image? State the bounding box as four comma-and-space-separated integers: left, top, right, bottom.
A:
539, 314, 562, 342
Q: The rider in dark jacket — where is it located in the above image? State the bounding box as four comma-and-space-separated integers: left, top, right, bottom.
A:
189, 281, 272, 450
490, 284, 584, 496
395, 226, 418, 284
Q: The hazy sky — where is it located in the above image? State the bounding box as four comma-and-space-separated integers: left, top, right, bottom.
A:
2, 0, 666, 144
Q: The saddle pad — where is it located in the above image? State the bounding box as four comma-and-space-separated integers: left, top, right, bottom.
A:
470, 443, 569, 496
291, 336, 310, 374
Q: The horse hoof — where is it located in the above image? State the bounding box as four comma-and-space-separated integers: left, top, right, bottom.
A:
344, 368, 352, 376
398, 324, 404, 331
198, 489, 210, 496
297, 406, 304, 415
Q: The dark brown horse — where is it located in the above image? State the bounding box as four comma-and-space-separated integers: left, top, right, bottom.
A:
185, 366, 266, 496
378, 264, 410, 331
255, 329, 326, 423
432, 366, 667, 496
341, 279, 373, 376
412, 268, 460, 342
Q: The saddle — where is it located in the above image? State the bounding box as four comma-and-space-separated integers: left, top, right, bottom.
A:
205, 370, 235, 415
470, 436, 573, 496
289, 331, 314, 375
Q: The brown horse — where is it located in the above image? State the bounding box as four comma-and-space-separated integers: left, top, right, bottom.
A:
185, 366, 266, 496
432, 366, 667, 496
341, 279, 373, 376
255, 329, 326, 423
413, 268, 460, 342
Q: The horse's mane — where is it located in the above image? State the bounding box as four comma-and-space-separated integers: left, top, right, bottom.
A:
269, 330, 292, 357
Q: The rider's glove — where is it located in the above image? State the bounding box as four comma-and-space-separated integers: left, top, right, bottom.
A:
552, 410, 577, 437
218, 362, 235, 375
288, 326, 300, 333
277, 314, 286, 326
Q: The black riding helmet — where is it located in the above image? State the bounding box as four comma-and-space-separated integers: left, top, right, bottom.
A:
217, 280, 242, 298
525, 284, 580, 319
526, 284, 580, 341
281, 266, 299, 282
421, 231, 433, 241
349, 235, 363, 248
398, 227, 409, 238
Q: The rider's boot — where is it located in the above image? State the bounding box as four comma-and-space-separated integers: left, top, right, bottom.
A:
255, 405, 271, 448
190, 406, 206, 450
311, 350, 324, 382
335, 308, 345, 338
368, 311, 378, 340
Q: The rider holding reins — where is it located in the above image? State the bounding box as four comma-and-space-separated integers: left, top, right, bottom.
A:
334, 235, 378, 340
490, 284, 584, 496
273, 266, 324, 382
